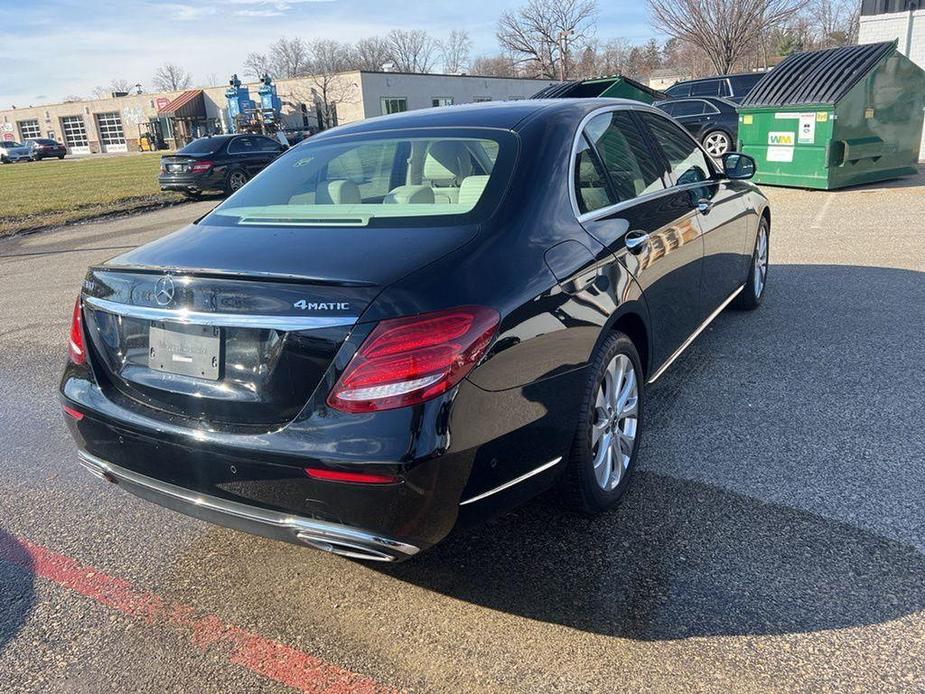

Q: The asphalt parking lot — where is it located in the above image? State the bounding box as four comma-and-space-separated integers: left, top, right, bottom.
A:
1, 171, 923, 693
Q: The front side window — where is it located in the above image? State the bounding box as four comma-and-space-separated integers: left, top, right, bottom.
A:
583, 111, 665, 203
228, 137, 259, 154
638, 112, 712, 186
204, 130, 515, 228
179, 137, 222, 154
381, 97, 407, 115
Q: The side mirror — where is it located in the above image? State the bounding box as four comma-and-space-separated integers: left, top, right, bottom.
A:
722, 152, 756, 180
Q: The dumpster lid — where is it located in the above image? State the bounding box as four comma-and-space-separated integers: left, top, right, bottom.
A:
741, 41, 895, 107
531, 75, 666, 100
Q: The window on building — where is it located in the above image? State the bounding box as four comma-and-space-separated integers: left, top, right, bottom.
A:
381, 97, 408, 115
472, 96, 492, 102
432, 97, 454, 107
18, 119, 40, 141
60, 115, 89, 150
95, 112, 125, 146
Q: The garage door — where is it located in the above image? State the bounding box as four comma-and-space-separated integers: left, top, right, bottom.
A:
96, 112, 127, 153
18, 119, 40, 141
61, 116, 90, 154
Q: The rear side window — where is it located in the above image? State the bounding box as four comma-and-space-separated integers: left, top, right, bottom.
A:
638, 113, 712, 186
204, 130, 515, 228
228, 137, 258, 154
690, 80, 721, 96
669, 101, 709, 117
583, 111, 664, 203
666, 84, 691, 98
574, 137, 613, 214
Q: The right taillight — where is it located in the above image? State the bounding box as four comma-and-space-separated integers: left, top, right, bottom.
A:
68, 298, 86, 365
327, 306, 500, 413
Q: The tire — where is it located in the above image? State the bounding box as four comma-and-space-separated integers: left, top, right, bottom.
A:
182, 190, 202, 199
702, 130, 732, 157
732, 216, 769, 310
57, 154, 65, 160
560, 332, 644, 514
225, 169, 248, 195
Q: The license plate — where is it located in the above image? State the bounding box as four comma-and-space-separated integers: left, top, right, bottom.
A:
167, 164, 185, 173
148, 323, 221, 380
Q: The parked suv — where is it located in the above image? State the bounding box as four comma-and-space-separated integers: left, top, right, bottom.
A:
158, 134, 288, 197
665, 73, 766, 104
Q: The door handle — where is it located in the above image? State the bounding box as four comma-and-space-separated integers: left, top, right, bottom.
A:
624, 231, 649, 254
697, 198, 713, 214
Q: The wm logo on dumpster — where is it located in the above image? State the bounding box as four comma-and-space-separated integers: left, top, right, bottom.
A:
768, 132, 795, 146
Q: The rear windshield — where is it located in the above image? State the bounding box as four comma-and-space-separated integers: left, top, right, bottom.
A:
179, 137, 225, 154
202, 129, 516, 228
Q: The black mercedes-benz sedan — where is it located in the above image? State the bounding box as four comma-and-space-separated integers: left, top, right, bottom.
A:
158, 134, 287, 197
61, 99, 770, 562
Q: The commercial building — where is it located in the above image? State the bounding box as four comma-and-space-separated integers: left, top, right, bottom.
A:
0, 71, 558, 154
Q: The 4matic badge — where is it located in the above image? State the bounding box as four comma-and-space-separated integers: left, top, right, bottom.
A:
293, 300, 350, 311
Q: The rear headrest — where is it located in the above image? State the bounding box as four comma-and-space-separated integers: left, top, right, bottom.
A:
423, 141, 473, 185
457, 175, 490, 209
316, 180, 361, 205
384, 184, 435, 204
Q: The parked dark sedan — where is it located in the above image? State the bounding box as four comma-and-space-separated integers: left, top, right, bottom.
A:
158, 134, 287, 197
654, 97, 740, 157
61, 100, 770, 562
24, 138, 67, 160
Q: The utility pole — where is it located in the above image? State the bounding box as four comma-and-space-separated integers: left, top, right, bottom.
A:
558, 30, 574, 81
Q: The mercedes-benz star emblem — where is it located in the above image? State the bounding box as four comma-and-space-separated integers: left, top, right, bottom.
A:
154, 275, 175, 306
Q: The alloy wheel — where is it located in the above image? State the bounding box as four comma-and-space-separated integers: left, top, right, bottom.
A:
754, 225, 768, 299
704, 132, 731, 157
591, 354, 638, 491
229, 171, 247, 191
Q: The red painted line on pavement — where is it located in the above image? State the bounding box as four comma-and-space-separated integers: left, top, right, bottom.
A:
0, 536, 400, 694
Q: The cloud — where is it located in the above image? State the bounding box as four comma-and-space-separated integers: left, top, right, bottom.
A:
161, 3, 218, 20
233, 9, 285, 17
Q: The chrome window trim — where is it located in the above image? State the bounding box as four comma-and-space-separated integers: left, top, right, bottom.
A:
83, 295, 358, 332
568, 104, 722, 224
459, 456, 563, 506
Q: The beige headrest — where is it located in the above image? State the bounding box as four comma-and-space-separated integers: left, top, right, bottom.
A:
423, 141, 473, 185
457, 175, 490, 208
384, 185, 435, 204
316, 180, 361, 204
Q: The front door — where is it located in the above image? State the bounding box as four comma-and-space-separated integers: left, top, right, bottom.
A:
574, 109, 705, 370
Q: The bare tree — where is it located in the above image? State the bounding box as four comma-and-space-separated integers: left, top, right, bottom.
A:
269, 37, 311, 78
64, 95, 85, 103
152, 63, 193, 91
243, 52, 271, 79
354, 36, 394, 71
810, 0, 860, 47
387, 29, 436, 73
439, 30, 472, 73
91, 79, 136, 99
649, 0, 806, 75
497, 0, 597, 79
470, 54, 519, 77
301, 39, 358, 129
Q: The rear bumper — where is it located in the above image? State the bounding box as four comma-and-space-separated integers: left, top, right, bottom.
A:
77, 449, 420, 562
158, 172, 220, 192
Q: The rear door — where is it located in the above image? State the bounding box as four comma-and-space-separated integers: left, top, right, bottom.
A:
637, 111, 750, 315
574, 108, 705, 369
227, 136, 264, 177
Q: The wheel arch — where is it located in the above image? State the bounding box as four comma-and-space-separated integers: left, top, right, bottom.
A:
596, 299, 652, 380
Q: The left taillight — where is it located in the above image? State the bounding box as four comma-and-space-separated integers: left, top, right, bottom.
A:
68, 298, 86, 364
190, 160, 213, 174
327, 305, 500, 413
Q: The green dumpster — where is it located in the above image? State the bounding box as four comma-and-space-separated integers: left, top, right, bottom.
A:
531, 75, 666, 104
738, 41, 925, 189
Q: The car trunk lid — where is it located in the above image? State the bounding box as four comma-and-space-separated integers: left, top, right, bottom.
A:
81, 221, 475, 429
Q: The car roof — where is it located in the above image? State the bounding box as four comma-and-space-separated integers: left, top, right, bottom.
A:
310, 98, 659, 141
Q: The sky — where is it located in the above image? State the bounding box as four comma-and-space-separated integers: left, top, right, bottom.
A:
0, 0, 655, 108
